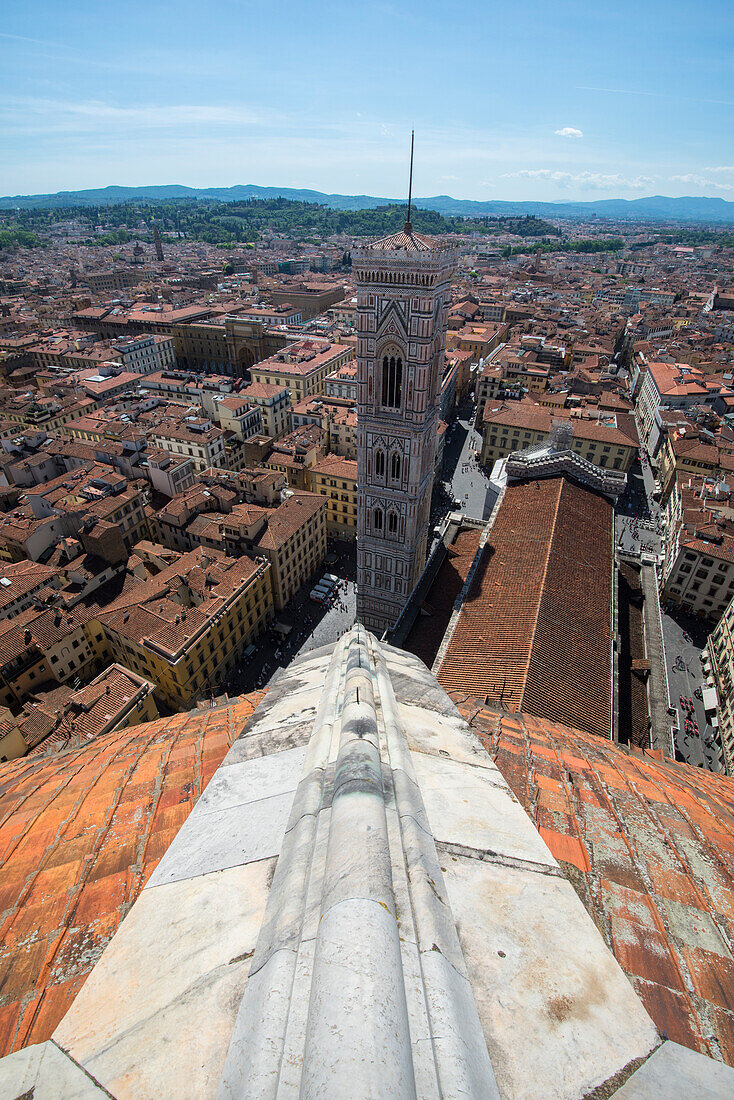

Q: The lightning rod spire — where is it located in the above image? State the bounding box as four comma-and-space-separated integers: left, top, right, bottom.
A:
405, 130, 415, 235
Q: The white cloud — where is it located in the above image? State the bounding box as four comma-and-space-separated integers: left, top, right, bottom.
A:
0, 31, 72, 48
669, 173, 734, 191
0, 97, 273, 135
554, 127, 583, 138
501, 169, 653, 191
704, 166, 734, 174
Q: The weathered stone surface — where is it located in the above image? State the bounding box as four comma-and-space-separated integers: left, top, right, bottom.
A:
146, 789, 293, 886
146, 746, 305, 888
614, 1041, 734, 1098
0, 1041, 108, 1099
55, 860, 275, 1100
439, 853, 659, 1100
413, 750, 558, 869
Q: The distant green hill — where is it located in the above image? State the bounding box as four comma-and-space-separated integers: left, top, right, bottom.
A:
2, 184, 734, 223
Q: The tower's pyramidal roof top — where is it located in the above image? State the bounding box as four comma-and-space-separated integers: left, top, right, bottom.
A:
360, 227, 439, 252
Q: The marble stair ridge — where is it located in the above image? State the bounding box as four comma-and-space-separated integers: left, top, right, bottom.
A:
217, 624, 499, 1099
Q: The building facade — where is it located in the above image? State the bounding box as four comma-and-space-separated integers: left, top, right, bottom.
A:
311, 455, 358, 539
353, 227, 457, 633
706, 602, 734, 775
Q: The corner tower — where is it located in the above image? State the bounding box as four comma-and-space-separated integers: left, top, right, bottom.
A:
353, 224, 457, 634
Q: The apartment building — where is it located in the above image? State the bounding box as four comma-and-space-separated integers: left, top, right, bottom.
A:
238, 305, 303, 327
660, 516, 734, 622
251, 340, 353, 403
255, 491, 327, 609
635, 362, 724, 454
291, 396, 357, 459
93, 548, 274, 710
6, 394, 95, 433
324, 364, 358, 401
262, 425, 326, 491
0, 663, 159, 761
448, 323, 508, 362
112, 335, 176, 375
0, 604, 99, 714
705, 603, 734, 774
475, 363, 523, 421
478, 299, 507, 323
481, 400, 638, 472
311, 455, 357, 539
151, 414, 227, 471
237, 382, 291, 438
23, 468, 150, 552
0, 561, 57, 621
268, 282, 345, 320
210, 395, 263, 442
146, 450, 196, 498
657, 430, 734, 497
84, 269, 150, 295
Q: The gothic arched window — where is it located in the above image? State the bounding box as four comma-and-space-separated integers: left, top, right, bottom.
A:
381, 354, 403, 409
373, 507, 383, 531
390, 452, 401, 481
388, 510, 398, 534
375, 449, 385, 477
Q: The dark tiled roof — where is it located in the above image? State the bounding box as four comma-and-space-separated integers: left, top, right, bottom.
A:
438, 478, 613, 738
456, 699, 734, 1067
0, 693, 264, 1057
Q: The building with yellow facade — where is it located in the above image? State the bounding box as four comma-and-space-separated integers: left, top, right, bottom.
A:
310, 455, 357, 539
255, 491, 328, 609
92, 547, 274, 710
705, 602, 734, 775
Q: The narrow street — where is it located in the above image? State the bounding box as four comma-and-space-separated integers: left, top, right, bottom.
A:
223, 540, 357, 696
628, 446, 725, 772
663, 611, 723, 771
436, 398, 496, 522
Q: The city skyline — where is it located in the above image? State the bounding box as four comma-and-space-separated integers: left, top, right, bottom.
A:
2, 0, 733, 201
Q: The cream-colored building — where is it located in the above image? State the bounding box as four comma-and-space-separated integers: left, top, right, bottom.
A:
238, 382, 292, 438
706, 604, 734, 775
251, 340, 353, 403
94, 547, 274, 710
481, 401, 637, 472
256, 491, 328, 609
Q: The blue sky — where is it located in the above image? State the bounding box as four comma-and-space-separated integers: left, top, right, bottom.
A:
1, 0, 733, 201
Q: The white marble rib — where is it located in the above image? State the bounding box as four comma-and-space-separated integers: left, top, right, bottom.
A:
217, 626, 499, 1100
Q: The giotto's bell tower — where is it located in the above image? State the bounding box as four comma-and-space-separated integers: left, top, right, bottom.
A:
353, 193, 457, 634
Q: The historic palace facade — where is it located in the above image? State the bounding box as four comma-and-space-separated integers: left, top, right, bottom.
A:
353, 227, 457, 633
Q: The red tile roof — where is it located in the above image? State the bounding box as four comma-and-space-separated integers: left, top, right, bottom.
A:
456, 699, 734, 1066
0, 693, 264, 1057
438, 478, 614, 738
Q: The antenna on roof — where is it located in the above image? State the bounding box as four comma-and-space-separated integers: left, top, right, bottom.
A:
404, 129, 415, 235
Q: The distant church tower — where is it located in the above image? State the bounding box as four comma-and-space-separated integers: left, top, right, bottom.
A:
153, 225, 164, 262
353, 138, 457, 634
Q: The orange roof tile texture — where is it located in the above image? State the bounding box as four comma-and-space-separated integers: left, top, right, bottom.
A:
0, 692, 264, 1058
456, 696, 734, 1066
